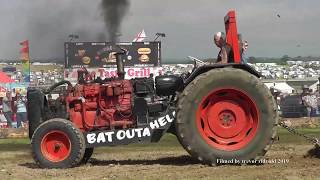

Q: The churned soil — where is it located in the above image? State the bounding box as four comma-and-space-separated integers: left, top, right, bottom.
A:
0, 127, 320, 180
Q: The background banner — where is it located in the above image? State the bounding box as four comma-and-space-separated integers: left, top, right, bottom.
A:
65, 42, 161, 68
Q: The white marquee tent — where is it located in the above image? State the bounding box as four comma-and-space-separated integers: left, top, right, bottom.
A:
264, 82, 295, 94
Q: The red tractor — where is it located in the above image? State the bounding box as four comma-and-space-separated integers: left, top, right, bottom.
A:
27, 11, 278, 168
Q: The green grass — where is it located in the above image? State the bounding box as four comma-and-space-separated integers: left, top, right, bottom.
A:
0, 138, 30, 152
1, 128, 319, 152
276, 127, 320, 144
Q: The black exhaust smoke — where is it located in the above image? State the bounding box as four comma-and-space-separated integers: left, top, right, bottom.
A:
101, 0, 130, 43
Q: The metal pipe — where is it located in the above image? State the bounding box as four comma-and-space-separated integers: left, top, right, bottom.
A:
43, 80, 73, 94
116, 53, 125, 79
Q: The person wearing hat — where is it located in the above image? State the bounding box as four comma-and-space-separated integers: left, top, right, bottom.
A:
213, 32, 233, 64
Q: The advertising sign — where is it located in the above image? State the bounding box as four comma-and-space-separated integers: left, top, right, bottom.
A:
65, 42, 161, 68
64, 67, 163, 83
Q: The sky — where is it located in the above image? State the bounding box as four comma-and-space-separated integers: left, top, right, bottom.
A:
0, 0, 319, 61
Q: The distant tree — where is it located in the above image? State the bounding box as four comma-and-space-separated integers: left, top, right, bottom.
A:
248, 56, 257, 63
277, 55, 289, 65
281, 55, 290, 61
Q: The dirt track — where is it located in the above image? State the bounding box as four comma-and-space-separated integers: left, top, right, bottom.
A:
0, 129, 320, 180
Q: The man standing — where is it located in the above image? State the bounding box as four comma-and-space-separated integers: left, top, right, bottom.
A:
15, 93, 27, 128
3, 92, 12, 128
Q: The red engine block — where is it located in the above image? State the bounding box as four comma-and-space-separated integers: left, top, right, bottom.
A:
66, 80, 134, 131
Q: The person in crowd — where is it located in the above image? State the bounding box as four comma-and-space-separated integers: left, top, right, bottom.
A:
15, 93, 27, 128
3, 92, 13, 128
301, 86, 317, 119
316, 84, 320, 116
241, 40, 249, 64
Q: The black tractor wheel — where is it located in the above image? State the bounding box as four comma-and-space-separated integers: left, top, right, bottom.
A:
81, 148, 94, 164
175, 68, 278, 165
31, 118, 85, 168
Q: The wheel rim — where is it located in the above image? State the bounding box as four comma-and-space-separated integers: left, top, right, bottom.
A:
196, 88, 259, 151
40, 130, 71, 162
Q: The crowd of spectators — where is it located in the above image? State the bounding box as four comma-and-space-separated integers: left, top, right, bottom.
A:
274, 84, 320, 119
301, 85, 320, 118
0, 91, 27, 128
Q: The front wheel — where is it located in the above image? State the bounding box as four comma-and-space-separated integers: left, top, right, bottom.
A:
31, 118, 86, 168
175, 68, 278, 165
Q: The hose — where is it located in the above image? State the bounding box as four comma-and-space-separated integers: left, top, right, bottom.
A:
43, 80, 73, 94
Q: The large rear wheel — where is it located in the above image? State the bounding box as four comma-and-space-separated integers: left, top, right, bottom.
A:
31, 118, 85, 168
175, 68, 278, 165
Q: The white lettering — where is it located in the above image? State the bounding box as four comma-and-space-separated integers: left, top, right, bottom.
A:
134, 128, 143, 138
158, 117, 167, 126
149, 120, 160, 129
97, 133, 106, 143
126, 129, 135, 139
166, 114, 174, 123
116, 130, 126, 140
142, 128, 151, 137
87, 133, 96, 144
105, 131, 114, 142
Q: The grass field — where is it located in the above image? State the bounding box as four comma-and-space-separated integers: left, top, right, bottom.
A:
0, 128, 320, 180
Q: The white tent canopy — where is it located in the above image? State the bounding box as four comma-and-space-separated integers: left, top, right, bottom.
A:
309, 80, 319, 92
264, 82, 295, 94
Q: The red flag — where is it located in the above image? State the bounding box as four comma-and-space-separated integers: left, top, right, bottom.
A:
20, 40, 29, 46
20, 40, 29, 61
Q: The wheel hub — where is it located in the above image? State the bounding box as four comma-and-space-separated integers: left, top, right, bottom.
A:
219, 111, 235, 127
40, 130, 71, 162
196, 88, 259, 151
206, 101, 247, 139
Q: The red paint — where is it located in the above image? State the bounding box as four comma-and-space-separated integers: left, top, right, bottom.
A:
40, 130, 71, 162
196, 88, 259, 151
224, 10, 241, 63
67, 80, 134, 131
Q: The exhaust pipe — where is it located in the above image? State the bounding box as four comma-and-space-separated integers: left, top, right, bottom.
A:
115, 46, 127, 79
115, 52, 125, 79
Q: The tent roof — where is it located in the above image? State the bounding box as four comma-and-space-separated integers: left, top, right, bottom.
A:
0, 71, 14, 83
265, 82, 294, 93
309, 80, 319, 92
